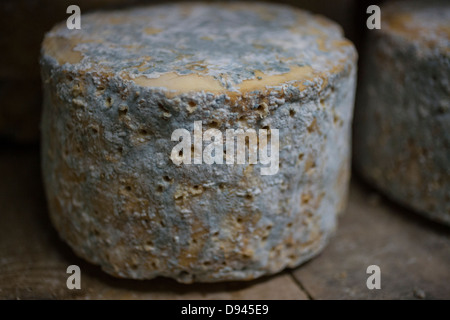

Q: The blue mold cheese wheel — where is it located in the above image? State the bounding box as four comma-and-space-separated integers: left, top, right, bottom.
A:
354, 1, 450, 226
40, 2, 357, 282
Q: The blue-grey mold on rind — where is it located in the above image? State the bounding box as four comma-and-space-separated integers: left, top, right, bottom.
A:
40, 2, 357, 282
354, 1, 450, 226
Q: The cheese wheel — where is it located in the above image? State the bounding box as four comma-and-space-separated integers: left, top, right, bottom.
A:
41, 2, 357, 282
354, 1, 450, 225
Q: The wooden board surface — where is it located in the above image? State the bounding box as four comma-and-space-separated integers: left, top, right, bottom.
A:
0, 146, 449, 299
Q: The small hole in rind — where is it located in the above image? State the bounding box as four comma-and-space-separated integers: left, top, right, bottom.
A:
105, 97, 113, 108
119, 106, 128, 116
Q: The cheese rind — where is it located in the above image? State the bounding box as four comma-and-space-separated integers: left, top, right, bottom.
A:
41, 3, 357, 282
354, 1, 450, 226
42, 2, 354, 96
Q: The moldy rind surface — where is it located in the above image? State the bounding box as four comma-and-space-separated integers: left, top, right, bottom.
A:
41, 2, 357, 282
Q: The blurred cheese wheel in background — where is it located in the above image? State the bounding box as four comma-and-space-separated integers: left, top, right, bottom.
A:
354, 1, 450, 225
